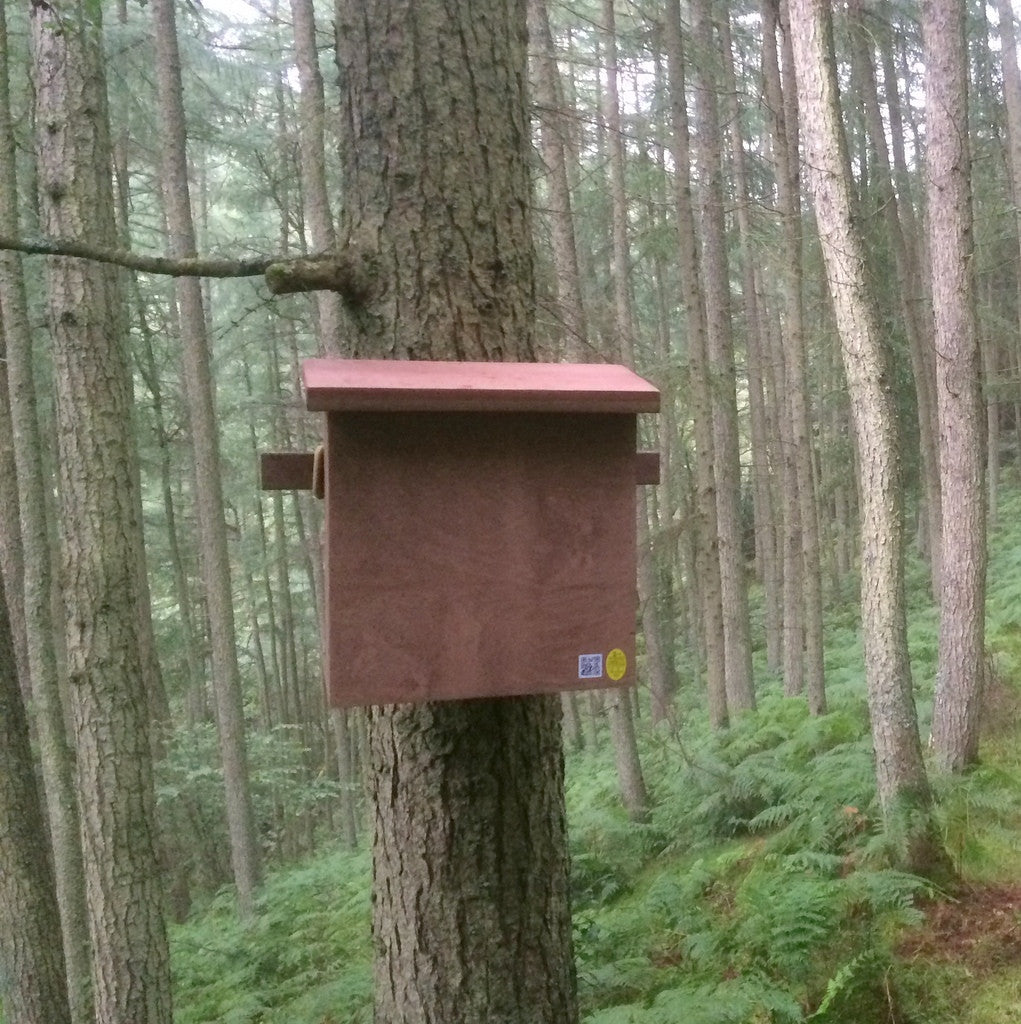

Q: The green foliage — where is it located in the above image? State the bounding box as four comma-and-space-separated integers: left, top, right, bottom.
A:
171, 848, 371, 1024
565, 683, 942, 1023
158, 723, 342, 895
168, 490, 1021, 1024
647, 690, 876, 859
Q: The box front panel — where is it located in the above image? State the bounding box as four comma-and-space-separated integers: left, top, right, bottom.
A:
324, 411, 639, 706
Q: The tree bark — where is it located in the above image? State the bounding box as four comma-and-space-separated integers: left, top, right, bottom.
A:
150, 0, 262, 914
0, 568, 72, 1024
663, 0, 728, 729
690, 0, 755, 713
787, 0, 943, 875
850, 0, 942, 598
289, 0, 344, 352
925, 0, 986, 772
601, 0, 651, 817
763, 0, 826, 714
721, 11, 781, 678
30, 0, 173, 1018
0, 3, 91, 1016
334, 0, 578, 1019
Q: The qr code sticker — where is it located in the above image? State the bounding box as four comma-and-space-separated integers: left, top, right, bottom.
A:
578, 654, 604, 680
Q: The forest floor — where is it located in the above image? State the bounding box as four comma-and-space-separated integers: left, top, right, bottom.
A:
168, 492, 1021, 1024
899, 883, 1021, 976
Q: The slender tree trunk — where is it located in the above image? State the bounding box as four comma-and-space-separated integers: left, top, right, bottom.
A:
334, 0, 578, 1019
981, 283, 1000, 524
763, 0, 825, 713
330, 707, 359, 848
690, 0, 755, 713
851, 0, 943, 598
721, 13, 781, 677
925, 0, 986, 773
30, 1, 173, 1017
663, 0, 728, 728
787, 0, 945, 876
150, 0, 261, 914
0, 388, 26, 692
529, 0, 588, 360
289, 0, 343, 353
601, 0, 650, 818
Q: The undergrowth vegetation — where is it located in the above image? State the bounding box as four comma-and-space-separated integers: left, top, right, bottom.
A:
168, 491, 1021, 1023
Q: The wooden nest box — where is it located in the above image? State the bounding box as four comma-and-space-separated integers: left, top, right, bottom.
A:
261, 359, 660, 707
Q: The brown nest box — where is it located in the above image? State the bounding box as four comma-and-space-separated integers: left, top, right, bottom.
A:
262, 359, 660, 707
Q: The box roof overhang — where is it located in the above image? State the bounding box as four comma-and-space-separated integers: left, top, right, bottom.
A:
302, 358, 660, 415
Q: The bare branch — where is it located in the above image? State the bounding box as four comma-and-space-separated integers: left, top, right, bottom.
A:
0, 233, 274, 278
0, 233, 381, 304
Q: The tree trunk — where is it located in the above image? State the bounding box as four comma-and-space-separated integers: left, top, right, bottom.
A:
787, 0, 944, 876
601, 0, 651, 815
30, 0, 173, 1018
663, 0, 728, 729
690, 0, 755, 713
289, 0, 343, 353
850, 0, 942, 598
528, 0, 588, 361
150, 0, 262, 915
0, 3, 92, 1018
763, 0, 826, 713
721, 12, 781, 678
0, 570, 72, 1024
334, 0, 578, 1019
925, 0, 986, 772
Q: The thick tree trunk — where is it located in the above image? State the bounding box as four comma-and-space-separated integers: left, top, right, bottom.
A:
925, 0, 986, 772
0, 3, 92, 1018
0, 573, 72, 1024
150, 0, 262, 914
334, 1, 578, 1019
30, 1, 173, 1018
788, 0, 944, 875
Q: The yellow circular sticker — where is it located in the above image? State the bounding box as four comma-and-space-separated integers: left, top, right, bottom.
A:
606, 648, 627, 682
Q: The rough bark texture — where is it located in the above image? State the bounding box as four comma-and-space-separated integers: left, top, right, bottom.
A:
335, 0, 534, 362
0, 4, 92, 1016
787, 0, 940, 873
925, 0, 986, 772
151, 0, 262, 914
850, 0, 942, 599
369, 699, 576, 1023
334, 1, 578, 1020
30, 1, 173, 1019
0, 571, 72, 1024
